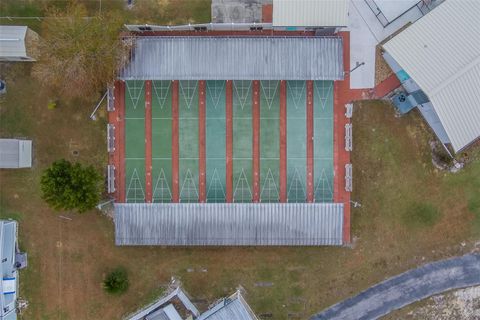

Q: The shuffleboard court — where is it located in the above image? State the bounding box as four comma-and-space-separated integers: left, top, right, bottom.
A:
313, 80, 334, 202
260, 80, 280, 202
206, 81, 227, 202
179, 80, 199, 202
125, 80, 146, 203
286, 80, 307, 202
232, 80, 253, 202
152, 80, 173, 202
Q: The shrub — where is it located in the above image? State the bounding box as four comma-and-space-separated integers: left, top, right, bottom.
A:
40, 159, 101, 213
103, 267, 129, 295
402, 202, 441, 228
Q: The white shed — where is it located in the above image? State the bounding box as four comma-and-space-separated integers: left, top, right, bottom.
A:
0, 139, 32, 168
0, 26, 37, 62
272, 0, 349, 28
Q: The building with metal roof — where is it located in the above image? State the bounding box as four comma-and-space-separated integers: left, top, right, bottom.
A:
383, 0, 480, 152
115, 203, 343, 246
126, 287, 256, 320
0, 26, 36, 62
0, 139, 32, 169
0, 220, 27, 320
121, 36, 343, 81
272, 0, 349, 28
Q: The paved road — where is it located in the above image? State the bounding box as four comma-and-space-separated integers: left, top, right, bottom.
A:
311, 253, 480, 320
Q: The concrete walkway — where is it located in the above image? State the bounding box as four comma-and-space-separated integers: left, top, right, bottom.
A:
311, 253, 480, 320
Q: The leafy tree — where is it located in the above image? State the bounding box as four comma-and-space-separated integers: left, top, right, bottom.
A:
103, 267, 129, 295
33, 2, 129, 100
40, 159, 101, 213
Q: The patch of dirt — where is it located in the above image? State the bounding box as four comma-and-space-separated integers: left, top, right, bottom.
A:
375, 45, 394, 86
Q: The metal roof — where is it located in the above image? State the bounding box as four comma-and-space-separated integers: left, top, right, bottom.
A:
272, 0, 349, 27
0, 26, 28, 59
120, 36, 344, 81
383, 0, 480, 152
0, 220, 17, 320
0, 139, 32, 168
115, 203, 344, 246
198, 292, 257, 320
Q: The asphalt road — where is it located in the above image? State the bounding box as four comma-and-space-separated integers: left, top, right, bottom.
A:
311, 253, 480, 320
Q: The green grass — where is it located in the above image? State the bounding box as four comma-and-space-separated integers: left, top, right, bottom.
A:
402, 202, 442, 228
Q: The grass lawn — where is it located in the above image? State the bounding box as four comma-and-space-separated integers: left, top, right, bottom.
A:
1, 63, 479, 319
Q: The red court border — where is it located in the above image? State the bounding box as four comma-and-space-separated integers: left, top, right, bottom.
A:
171, 80, 180, 202
225, 81, 233, 202
111, 80, 126, 203
198, 80, 206, 202
334, 32, 352, 244
252, 80, 261, 202
145, 80, 153, 203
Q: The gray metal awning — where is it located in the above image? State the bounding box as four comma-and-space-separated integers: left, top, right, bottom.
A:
115, 203, 344, 246
120, 36, 344, 80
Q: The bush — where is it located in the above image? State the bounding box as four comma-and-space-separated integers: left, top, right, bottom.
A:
103, 267, 129, 295
402, 202, 442, 228
40, 159, 101, 213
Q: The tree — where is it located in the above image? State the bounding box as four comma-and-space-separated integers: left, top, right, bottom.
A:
40, 159, 101, 213
103, 267, 129, 295
33, 2, 129, 100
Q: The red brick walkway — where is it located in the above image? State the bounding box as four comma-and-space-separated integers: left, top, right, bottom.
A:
110, 80, 126, 203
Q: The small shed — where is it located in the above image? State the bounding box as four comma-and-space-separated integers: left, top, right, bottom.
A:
0, 26, 37, 62
272, 0, 349, 28
0, 139, 32, 168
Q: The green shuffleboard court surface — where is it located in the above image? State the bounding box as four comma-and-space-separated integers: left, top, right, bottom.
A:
125, 80, 146, 203
232, 80, 253, 202
206, 81, 227, 202
152, 80, 173, 202
313, 80, 334, 202
286, 81, 307, 202
260, 80, 280, 202
179, 80, 199, 202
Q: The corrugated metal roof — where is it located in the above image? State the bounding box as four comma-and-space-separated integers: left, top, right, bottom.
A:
272, 0, 349, 27
383, 0, 480, 152
115, 203, 344, 246
198, 292, 257, 320
0, 139, 32, 169
120, 36, 344, 81
0, 220, 18, 320
0, 26, 27, 58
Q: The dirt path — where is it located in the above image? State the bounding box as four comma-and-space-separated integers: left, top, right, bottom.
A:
311, 253, 480, 320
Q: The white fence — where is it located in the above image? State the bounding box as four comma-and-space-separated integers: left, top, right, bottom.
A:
107, 124, 115, 153
107, 86, 115, 111
345, 164, 352, 192
107, 165, 115, 193
345, 123, 352, 151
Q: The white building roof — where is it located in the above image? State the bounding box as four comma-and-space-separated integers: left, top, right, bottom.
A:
0, 220, 18, 320
0, 139, 32, 168
115, 203, 344, 246
383, 0, 480, 152
272, 0, 349, 27
0, 26, 28, 59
